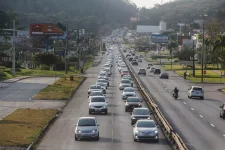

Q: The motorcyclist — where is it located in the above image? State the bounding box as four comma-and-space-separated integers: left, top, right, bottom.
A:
173, 87, 179, 97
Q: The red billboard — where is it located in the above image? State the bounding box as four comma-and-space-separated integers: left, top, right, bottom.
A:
30, 23, 64, 36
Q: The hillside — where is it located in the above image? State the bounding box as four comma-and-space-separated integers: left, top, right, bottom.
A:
0, 0, 137, 35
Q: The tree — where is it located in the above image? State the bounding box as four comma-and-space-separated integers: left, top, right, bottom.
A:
33, 53, 58, 67
213, 34, 225, 72
174, 47, 193, 61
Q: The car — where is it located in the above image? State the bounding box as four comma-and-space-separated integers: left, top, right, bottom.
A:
188, 86, 204, 100
103, 64, 111, 69
88, 91, 105, 101
98, 72, 109, 78
98, 76, 109, 85
147, 64, 153, 69
88, 85, 105, 95
121, 69, 129, 77
122, 76, 133, 86
132, 61, 138, 65
119, 79, 133, 90
125, 97, 143, 112
220, 104, 225, 119
122, 87, 136, 100
138, 68, 146, 75
138, 58, 142, 62
130, 108, 151, 125
126, 54, 131, 58
89, 96, 108, 114
153, 68, 161, 75
149, 67, 155, 73
74, 117, 100, 141
103, 68, 112, 76
160, 72, 169, 79
133, 120, 159, 142
97, 79, 109, 87
129, 57, 133, 61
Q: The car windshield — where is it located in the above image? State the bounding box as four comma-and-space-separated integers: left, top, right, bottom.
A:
121, 80, 130, 83
78, 119, 96, 126
136, 121, 156, 128
98, 79, 106, 83
124, 88, 134, 92
193, 87, 203, 91
90, 92, 103, 96
91, 97, 105, 102
90, 86, 101, 89
127, 98, 140, 102
133, 109, 149, 115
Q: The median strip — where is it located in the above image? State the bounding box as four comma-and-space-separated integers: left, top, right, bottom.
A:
0, 109, 57, 148
33, 75, 85, 100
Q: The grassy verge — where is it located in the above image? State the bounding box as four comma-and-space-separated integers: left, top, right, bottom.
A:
0, 109, 57, 147
176, 70, 225, 83
33, 75, 85, 100
163, 64, 222, 71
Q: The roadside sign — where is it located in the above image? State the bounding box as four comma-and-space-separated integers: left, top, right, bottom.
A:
30, 23, 64, 36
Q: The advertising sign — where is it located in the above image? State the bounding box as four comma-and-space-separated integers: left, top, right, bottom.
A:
151, 34, 168, 43
30, 23, 64, 36
178, 36, 191, 45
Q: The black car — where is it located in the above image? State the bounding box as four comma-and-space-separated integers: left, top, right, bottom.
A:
160, 72, 169, 79
153, 68, 161, 75
220, 104, 225, 119
125, 97, 143, 112
130, 108, 151, 125
132, 61, 138, 65
129, 57, 133, 61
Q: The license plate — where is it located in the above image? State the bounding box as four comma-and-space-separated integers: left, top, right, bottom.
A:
95, 109, 101, 111
82, 134, 91, 137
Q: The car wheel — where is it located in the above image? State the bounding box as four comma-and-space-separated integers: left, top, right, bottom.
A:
223, 114, 225, 119
201, 96, 204, 100
105, 110, 108, 114
134, 138, 137, 142
220, 112, 222, 118
155, 139, 159, 143
89, 110, 92, 114
75, 135, 78, 141
189, 96, 192, 99
95, 134, 99, 141
131, 120, 134, 125
125, 108, 127, 112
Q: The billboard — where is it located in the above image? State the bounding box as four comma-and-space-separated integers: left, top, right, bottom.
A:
178, 36, 191, 45
30, 23, 64, 36
151, 34, 168, 43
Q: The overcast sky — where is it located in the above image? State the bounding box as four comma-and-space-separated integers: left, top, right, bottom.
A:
131, 0, 174, 8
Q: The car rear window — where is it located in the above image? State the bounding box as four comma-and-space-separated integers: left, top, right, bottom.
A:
90, 86, 101, 89
127, 98, 140, 102
133, 109, 149, 115
193, 87, 203, 91
121, 80, 130, 83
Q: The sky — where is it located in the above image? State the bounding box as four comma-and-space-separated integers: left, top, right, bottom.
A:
131, 0, 173, 8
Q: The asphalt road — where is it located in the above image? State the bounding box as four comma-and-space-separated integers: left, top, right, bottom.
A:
0, 77, 59, 101
125, 50, 225, 150
36, 53, 172, 150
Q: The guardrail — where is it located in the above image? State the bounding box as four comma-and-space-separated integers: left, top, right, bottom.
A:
120, 50, 188, 150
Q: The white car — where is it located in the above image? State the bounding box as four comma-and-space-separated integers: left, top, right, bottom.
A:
188, 86, 204, 100
74, 117, 99, 141
88, 85, 105, 95
122, 87, 136, 100
88, 91, 105, 101
133, 120, 159, 142
89, 96, 108, 114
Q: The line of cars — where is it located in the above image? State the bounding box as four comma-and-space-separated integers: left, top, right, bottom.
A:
74, 50, 114, 141
116, 51, 160, 142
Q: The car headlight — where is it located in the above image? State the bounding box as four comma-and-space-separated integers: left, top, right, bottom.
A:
92, 129, 98, 133
76, 129, 81, 133
135, 130, 140, 133
154, 130, 158, 134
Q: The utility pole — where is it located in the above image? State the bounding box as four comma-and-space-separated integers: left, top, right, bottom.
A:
192, 37, 196, 76
201, 14, 207, 83
65, 24, 68, 74
12, 20, 16, 76
77, 28, 80, 70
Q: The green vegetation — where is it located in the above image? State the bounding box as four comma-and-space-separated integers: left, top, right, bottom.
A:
0, 109, 57, 147
33, 75, 85, 100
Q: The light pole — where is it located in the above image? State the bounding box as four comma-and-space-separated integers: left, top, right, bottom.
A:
192, 35, 197, 76
200, 14, 207, 83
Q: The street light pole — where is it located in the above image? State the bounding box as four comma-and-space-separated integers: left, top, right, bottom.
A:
12, 20, 16, 76
192, 37, 196, 76
201, 14, 207, 83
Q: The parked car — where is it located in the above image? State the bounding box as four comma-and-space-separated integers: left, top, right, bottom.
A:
122, 87, 136, 100
133, 120, 159, 142
74, 117, 100, 141
138, 68, 146, 75
160, 72, 169, 79
130, 108, 151, 125
188, 86, 204, 100
89, 96, 108, 114
125, 97, 143, 112
220, 103, 225, 119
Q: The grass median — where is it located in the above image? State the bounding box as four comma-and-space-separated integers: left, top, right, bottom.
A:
33, 75, 85, 100
0, 109, 57, 147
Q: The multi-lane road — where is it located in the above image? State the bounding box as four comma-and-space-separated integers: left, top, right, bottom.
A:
36, 52, 172, 150
125, 49, 225, 150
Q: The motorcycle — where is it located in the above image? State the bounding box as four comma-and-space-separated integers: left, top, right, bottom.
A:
173, 92, 178, 99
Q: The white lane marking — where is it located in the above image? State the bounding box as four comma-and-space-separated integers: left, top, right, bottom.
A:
191, 108, 194, 110
210, 124, 215, 127
165, 88, 167, 89
183, 102, 186, 104
168, 91, 171, 92
223, 135, 225, 137
199, 115, 203, 118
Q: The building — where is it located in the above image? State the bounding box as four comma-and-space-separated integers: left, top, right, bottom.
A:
0, 29, 29, 43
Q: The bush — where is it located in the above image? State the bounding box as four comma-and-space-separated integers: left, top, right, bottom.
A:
40, 65, 50, 70
2, 62, 21, 68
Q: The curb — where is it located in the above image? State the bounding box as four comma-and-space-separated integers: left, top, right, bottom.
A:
26, 111, 60, 150
0, 76, 32, 83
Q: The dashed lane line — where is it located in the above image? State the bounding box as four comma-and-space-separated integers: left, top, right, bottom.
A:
210, 124, 215, 127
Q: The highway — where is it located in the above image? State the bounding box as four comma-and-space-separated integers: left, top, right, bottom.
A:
0, 77, 59, 101
36, 53, 172, 150
124, 49, 225, 150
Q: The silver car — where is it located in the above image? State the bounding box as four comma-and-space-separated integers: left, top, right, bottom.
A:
122, 77, 133, 86
74, 117, 100, 141
122, 87, 136, 100
97, 79, 109, 87
89, 96, 108, 114
119, 79, 132, 90
88, 91, 105, 101
133, 120, 159, 142
88, 85, 105, 95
